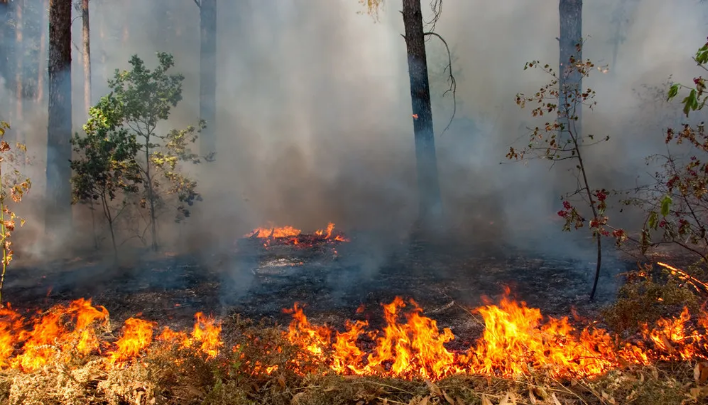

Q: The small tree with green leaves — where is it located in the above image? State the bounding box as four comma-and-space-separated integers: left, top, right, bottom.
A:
0, 121, 31, 307
625, 38, 708, 265
90, 53, 204, 251
507, 52, 618, 301
70, 103, 143, 260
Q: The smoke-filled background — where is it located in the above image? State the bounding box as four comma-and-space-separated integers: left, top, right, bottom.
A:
1, 0, 708, 263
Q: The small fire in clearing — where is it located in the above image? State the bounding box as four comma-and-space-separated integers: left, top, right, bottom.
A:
244, 222, 350, 248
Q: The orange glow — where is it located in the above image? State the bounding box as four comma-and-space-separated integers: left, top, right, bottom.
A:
244, 222, 350, 247
108, 318, 156, 365
0, 264, 706, 381
246, 225, 301, 239
283, 287, 708, 380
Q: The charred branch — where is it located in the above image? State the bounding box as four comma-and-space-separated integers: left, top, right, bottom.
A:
423, 31, 456, 137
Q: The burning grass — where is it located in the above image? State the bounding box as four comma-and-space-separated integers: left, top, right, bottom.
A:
0, 264, 707, 404
244, 222, 350, 249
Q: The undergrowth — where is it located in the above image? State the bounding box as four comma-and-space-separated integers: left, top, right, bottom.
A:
602, 262, 704, 335
0, 312, 706, 405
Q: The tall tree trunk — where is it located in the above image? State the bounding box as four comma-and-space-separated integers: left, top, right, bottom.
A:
36, 0, 49, 106
81, 0, 90, 115
14, 0, 23, 144
1, 0, 17, 122
401, 0, 442, 229
0, 2, 7, 84
22, 0, 41, 139
199, 0, 217, 159
558, 0, 582, 140
82, 0, 99, 248
46, 0, 73, 236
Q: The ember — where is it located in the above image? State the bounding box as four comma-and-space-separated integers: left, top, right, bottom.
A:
0, 278, 705, 382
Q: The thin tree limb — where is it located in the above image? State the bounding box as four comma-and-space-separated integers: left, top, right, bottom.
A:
423, 31, 456, 137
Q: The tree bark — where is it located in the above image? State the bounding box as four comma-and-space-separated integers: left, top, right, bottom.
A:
401, 0, 442, 228
199, 0, 217, 158
13, 0, 23, 144
1, 0, 17, 120
558, 0, 582, 140
82, 0, 90, 115
36, 0, 48, 106
22, 0, 41, 128
0, 2, 7, 82
46, 0, 73, 235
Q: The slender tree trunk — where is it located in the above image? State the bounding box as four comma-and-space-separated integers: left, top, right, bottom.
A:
144, 137, 157, 251
81, 0, 98, 248
37, 0, 48, 106
401, 0, 442, 229
0, 2, 7, 84
14, 0, 23, 144
199, 0, 217, 159
46, 0, 73, 236
558, 0, 582, 140
1, 0, 17, 124
81, 0, 90, 115
22, 0, 40, 144
101, 194, 117, 262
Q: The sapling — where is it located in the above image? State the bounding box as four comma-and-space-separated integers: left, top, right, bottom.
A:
84, 53, 205, 251
70, 103, 142, 260
624, 38, 708, 265
508, 51, 617, 300
0, 121, 31, 307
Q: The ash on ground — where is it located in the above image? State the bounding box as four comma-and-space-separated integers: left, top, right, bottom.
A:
3, 231, 631, 340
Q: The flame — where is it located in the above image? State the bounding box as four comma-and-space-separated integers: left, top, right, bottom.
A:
246, 225, 301, 239
1, 264, 707, 382
0, 302, 222, 371
108, 318, 156, 365
244, 222, 350, 247
284, 288, 708, 380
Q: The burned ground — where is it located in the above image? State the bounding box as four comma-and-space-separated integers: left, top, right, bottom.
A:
2, 231, 631, 340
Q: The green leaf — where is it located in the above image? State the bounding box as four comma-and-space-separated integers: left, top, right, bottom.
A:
683, 89, 698, 116
667, 83, 680, 101
648, 211, 659, 230
660, 194, 672, 217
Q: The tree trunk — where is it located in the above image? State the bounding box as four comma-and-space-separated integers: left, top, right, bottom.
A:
0, 2, 7, 83
1, 0, 17, 122
46, 0, 73, 236
22, 0, 41, 136
199, 0, 217, 159
82, 0, 90, 115
558, 0, 582, 140
401, 0, 442, 229
36, 0, 48, 106
13, 0, 23, 144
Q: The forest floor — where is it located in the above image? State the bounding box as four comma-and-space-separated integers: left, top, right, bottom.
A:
0, 232, 704, 404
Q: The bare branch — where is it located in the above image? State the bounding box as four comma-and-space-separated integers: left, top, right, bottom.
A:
424, 31, 456, 137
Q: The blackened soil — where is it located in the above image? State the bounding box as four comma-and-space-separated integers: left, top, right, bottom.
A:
3, 232, 633, 341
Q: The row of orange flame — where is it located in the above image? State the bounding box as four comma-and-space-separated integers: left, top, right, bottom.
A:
286, 291, 708, 380
0, 299, 222, 373
0, 283, 706, 380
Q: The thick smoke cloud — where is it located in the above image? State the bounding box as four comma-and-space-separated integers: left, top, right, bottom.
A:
2, 0, 708, 267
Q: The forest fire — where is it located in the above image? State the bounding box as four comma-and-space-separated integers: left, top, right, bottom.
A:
244, 222, 350, 248
0, 283, 706, 382
282, 287, 708, 380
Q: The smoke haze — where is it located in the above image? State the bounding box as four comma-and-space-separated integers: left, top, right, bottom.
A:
2, 0, 708, 266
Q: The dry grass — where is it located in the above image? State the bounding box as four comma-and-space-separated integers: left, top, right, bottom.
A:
0, 315, 705, 405
1, 262, 707, 404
